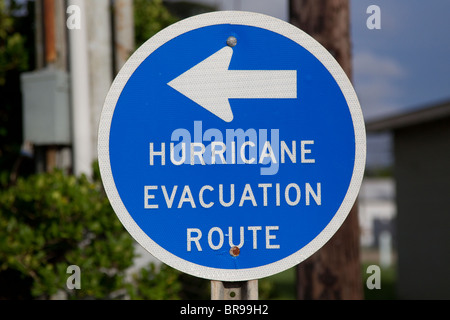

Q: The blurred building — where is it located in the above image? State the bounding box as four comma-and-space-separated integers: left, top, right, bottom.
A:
21, 0, 134, 176
366, 99, 450, 299
358, 178, 396, 249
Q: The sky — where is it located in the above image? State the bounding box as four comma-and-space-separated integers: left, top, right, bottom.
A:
351, 0, 450, 120
350, 0, 450, 167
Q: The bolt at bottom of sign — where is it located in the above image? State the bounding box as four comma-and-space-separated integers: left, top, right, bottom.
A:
230, 246, 240, 257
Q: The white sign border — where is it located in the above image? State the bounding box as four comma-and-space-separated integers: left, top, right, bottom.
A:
98, 11, 366, 281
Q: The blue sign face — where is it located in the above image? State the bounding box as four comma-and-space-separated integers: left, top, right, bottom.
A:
98, 12, 366, 281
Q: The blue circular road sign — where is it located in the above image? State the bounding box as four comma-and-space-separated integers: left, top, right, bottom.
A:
98, 11, 366, 281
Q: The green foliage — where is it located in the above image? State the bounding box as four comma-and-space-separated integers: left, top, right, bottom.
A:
128, 263, 182, 300
0, 170, 135, 299
0, 31, 28, 85
0, 0, 32, 186
0, 0, 28, 85
163, 1, 216, 20
0, 169, 205, 299
134, 0, 178, 48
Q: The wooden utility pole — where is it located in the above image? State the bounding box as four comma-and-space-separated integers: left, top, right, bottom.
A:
290, 0, 352, 78
113, 0, 135, 74
43, 0, 56, 64
34, 0, 70, 173
290, 0, 363, 300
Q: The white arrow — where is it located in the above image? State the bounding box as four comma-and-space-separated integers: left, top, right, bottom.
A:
167, 46, 297, 122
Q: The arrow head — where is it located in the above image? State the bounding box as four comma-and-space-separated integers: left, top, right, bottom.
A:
168, 46, 235, 122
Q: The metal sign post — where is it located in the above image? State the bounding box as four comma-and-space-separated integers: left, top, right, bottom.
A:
211, 280, 258, 300
98, 11, 365, 298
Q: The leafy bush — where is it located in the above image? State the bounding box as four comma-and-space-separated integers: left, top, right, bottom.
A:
0, 170, 132, 298
128, 263, 182, 300
0, 0, 32, 187
134, 0, 178, 48
0, 169, 185, 299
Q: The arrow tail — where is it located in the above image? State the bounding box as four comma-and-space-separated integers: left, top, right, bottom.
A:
226, 70, 297, 99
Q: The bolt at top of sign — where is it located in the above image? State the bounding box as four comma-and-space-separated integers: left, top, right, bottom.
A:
226, 36, 237, 47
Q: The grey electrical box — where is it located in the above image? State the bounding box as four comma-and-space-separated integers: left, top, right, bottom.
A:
21, 69, 71, 145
